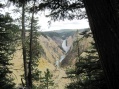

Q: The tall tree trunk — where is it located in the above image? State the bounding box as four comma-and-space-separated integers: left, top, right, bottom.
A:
28, 1, 35, 89
22, 3, 28, 88
83, 0, 119, 89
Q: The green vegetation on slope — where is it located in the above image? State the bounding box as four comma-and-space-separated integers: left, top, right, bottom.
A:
42, 29, 76, 40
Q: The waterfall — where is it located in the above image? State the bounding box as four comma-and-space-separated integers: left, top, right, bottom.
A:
62, 40, 70, 53
55, 39, 71, 68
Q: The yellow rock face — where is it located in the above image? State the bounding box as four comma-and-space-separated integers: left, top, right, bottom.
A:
10, 35, 64, 86
38, 57, 55, 72
38, 35, 64, 64
10, 46, 24, 86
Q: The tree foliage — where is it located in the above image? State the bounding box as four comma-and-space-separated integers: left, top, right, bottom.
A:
67, 41, 107, 89
8, 0, 44, 88
26, 0, 84, 21
26, 18, 43, 88
39, 69, 54, 89
0, 12, 19, 89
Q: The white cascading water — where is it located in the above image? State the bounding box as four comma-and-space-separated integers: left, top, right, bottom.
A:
62, 40, 70, 53
56, 39, 70, 68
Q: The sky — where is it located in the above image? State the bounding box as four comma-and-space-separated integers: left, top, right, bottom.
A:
38, 15, 89, 31
0, 0, 90, 32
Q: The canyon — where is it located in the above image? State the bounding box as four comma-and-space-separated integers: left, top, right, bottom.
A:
11, 28, 91, 89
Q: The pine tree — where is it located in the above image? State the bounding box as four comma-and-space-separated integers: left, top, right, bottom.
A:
25, 13, 44, 88
39, 69, 54, 89
0, 12, 19, 89
10, 1, 44, 88
67, 41, 107, 89
67, 32, 107, 89
75, 42, 107, 89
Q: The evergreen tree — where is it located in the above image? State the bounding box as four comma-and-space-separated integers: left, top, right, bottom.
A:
28, 1, 36, 88
0, 12, 19, 89
9, 1, 31, 88
75, 42, 107, 89
28, 21, 43, 89
67, 41, 107, 89
39, 69, 54, 89
25, 13, 44, 88
9, 1, 44, 88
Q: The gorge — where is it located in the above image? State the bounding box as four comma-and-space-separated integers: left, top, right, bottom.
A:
11, 28, 91, 89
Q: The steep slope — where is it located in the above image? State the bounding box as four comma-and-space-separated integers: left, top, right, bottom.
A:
37, 35, 65, 72
61, 29, 93, 67
10, 29, 91, 88
42, 29, 76, 46
38, 35, 64, 64
10, 34, 65, 86
52, 36, 63, 46
10, 45, 24, 86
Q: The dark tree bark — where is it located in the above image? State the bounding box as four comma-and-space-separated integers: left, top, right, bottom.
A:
28, 1, 35, 89
21, 2, 28, 88
83, 0, 119, 89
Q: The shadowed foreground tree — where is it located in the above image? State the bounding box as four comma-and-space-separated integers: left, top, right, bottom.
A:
26, 8, 44, 89
0, 12, 19, 89
67, 41, 107, 89
28, 1, 36, 88
8, 0, 29, 87
8, 1, 38, 88
66, 32, 107, 89
83, 0, 119, 89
